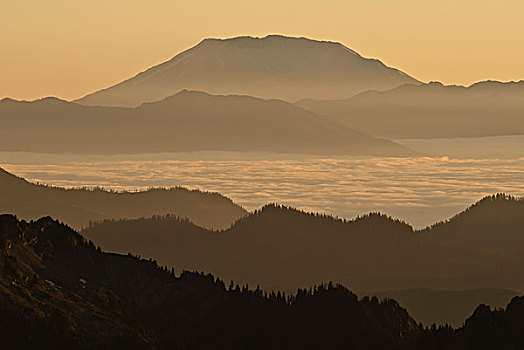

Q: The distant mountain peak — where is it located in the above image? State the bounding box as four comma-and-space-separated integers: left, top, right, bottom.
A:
76, 34, 419, 107
216, 34, 363, 58
199, 34, 354, 49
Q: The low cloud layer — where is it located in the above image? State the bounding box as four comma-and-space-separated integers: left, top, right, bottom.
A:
2, 152, 523, 228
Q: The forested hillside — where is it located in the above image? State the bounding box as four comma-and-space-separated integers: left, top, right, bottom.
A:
2, 214, 524, 349
0, 167, 245, 230
82, 198, 524, 292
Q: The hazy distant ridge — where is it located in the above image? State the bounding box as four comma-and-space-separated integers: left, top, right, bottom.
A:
0, 90, 414, 156
0, 167, 246, 230
297, 81, 524, 139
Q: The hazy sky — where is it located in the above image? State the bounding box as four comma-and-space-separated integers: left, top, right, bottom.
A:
2, 0, 523, 101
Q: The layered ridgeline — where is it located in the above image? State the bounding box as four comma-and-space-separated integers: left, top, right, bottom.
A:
0, 91, 413, 156
0, 214, 419, 349
0, 167, 245, 230
82, 194, 524, 291
82, 194, 524, 326
297, 81, 524, 139
76, 35, 419, 107
2, 215, 524, 349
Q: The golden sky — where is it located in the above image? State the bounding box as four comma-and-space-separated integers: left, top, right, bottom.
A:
2, 0, 523, 101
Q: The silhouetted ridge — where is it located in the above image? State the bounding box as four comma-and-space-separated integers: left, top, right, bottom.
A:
0, 167, 246, 230
232, 204, 413, 234
371, 288, 520, 328
455, 296, 524, 349
408, 295, 524, 349
82, 194, 524, 298
0, 214, 82, 256
3, 214, 524, 348
422, 194, 524, 255
426, 194, 521, 228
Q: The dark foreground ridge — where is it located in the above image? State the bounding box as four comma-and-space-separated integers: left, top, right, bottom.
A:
0, 214, 417, 349
1, 215, 524, 349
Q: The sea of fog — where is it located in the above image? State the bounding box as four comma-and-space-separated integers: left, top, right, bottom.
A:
1, 136, 523, 229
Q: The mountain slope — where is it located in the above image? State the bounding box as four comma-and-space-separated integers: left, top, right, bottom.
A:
82, 200, 524, 293
0, 167, 245, 230
0, 214, 421, 349
421, 194, 524, 255
296, 81, 524, 139
76, 35, 419, 107
0, 91, 414, 156
2, 210, 524, 350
